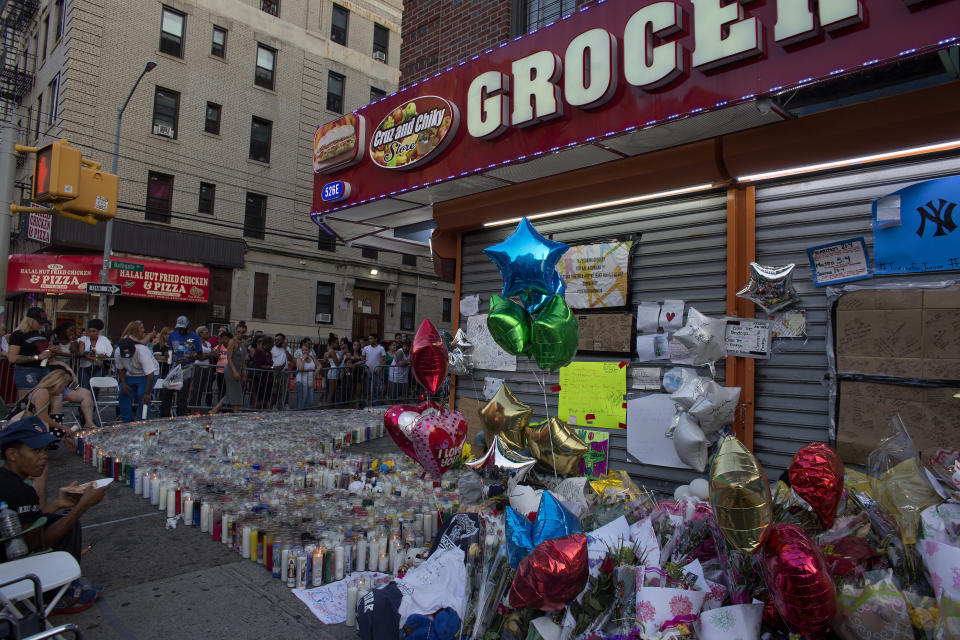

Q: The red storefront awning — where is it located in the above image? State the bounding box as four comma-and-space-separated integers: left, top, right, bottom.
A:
7, 254, 210, 303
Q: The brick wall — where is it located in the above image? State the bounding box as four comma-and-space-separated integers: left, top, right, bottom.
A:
399, 0, 512, 86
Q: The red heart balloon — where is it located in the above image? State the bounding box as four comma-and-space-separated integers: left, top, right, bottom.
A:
788, 443, 844, 528
383, 401, 441, 459
762, 524, 836, 639
410, 319, 448, 394
410, 408, 467, 479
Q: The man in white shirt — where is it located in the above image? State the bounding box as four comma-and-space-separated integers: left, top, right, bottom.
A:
115, 337, 158, 422
270, 333, 294, 410
361, 334, 386, 404
78, 319, 113, 390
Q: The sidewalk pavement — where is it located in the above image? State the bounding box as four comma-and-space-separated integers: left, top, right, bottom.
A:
45, 424, 402, 640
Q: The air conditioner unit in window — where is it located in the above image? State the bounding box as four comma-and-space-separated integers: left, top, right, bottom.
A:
373, 50, 386, 62
153, 124, 174, 137
316, 313, 332, 323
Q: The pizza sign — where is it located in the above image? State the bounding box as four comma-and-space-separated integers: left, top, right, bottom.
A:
370, 96, 459, 170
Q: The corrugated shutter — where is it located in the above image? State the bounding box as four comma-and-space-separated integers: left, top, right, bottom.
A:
458, 190, 727, 493
753, 152, 960, 477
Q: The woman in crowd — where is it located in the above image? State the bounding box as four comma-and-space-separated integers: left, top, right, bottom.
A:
152, 326, 172, 379
210, 322, 246, 414
388, 339, 410, 400
294, 338, 318, 410
346, 339, 365, 405
250, 336, 272, 410
322, 334, 342, 406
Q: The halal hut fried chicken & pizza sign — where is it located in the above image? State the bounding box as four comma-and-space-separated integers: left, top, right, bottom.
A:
369, 96, 458, 170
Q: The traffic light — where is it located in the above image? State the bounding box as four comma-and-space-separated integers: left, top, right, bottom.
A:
61, 166, 118, 221
32, 139, 82, 203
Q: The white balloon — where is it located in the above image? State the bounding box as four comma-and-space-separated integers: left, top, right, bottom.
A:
673, 308, 727, 365
674, 484, 692, 500
689, 478, 710, 500
673, 412, 709, 472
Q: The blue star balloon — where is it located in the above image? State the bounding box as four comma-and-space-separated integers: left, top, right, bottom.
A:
484, 218, 569, 301
520, 271, 566, 315
505, 490, 583, 568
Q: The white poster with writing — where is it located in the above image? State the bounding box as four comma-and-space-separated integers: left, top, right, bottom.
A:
559, 241, 632, 309
465, 314, 517, 372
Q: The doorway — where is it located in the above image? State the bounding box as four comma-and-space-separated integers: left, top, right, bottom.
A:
352, 288, 383, 341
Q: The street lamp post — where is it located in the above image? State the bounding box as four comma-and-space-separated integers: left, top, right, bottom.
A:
98, 61, 156, 333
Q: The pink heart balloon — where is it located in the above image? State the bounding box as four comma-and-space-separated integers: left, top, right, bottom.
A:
384, 401, 441, 459
411, 408, 467, 479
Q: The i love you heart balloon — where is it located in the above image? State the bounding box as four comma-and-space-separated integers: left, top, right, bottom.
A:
384, 401, 441, 459
411, 409, 468, 479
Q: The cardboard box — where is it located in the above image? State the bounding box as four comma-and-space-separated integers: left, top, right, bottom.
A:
576, 313, 633, 352
835, 286, 960, 465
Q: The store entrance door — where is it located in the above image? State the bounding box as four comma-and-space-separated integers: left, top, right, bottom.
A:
352, 288, 383, 341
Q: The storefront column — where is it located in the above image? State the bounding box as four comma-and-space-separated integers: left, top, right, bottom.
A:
449, 232, 463, 411
725, 186, 756, 450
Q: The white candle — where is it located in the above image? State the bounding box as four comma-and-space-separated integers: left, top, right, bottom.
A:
242, 526, 251, 557
200, 504, 211, 532
158, 484, 168, 511
150, 475, 160, 505
378, 553, 388, 572
166, 487, 176, 518
183, 495, 194, 526
281, 547, 291, 580
390, 551, 399, 575
134, 469, 143, 495
422, 510, 432, 542
334, 545, 345, 580
356, 539, 366, 572
345, 586, 358, 626
312, 549, 324, 587
378, 536, 387, 558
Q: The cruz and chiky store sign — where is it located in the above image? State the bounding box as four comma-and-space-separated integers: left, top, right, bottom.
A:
312, 0, 958, 219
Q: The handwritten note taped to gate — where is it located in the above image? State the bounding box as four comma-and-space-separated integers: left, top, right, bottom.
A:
466, 314, 517, 372
558, 362, 626, 429
806, 237, 872, 286
574, 429, 609, 479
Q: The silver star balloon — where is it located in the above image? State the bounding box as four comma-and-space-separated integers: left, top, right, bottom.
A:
736, 262, 798, 314
673, 308, 726, 366
465, 434, 536, 482
448, 328, 474, 376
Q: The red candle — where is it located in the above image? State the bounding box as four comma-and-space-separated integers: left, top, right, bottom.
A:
174, 487, 182, 515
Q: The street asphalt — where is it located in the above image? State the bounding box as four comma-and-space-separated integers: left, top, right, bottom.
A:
43, 419, 402, 640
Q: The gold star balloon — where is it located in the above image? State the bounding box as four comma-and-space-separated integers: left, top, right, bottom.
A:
465, 434, 536, 482
479, 384, 532, 451
526, 417, 588, 477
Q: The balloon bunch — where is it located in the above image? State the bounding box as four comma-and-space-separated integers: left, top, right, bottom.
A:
484, 218, 578, 371
384, 319, 467, 479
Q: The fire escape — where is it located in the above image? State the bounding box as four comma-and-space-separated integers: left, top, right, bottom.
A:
0, 0, 39, 123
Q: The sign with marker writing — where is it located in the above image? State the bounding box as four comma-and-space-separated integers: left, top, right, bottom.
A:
725, 319, 772, 359
806, 237, 871, 286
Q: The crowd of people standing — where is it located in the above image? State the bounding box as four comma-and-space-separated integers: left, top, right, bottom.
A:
0, 309, 425, 424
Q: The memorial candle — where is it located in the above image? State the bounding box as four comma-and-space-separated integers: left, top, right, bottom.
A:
334, 545, 345, 580
166, 487, 177, 518
312, 547, 324, 586
242, 526, 252, 558
134, 468, 143, 495
356, 539, 366, 572
345, 587, 358, 626
150, 475, 160, 505
158, 483, 168, 511
200, 503, 211, 532
378, 553, 388, 572
249, 525, 259, 561
183, 494, 193, 526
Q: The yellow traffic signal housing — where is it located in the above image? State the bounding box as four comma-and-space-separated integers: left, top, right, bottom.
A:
32, 139, 82, 203
61, 166, 119, 221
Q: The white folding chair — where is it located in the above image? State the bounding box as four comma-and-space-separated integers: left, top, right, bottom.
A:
89, 377, 120, 426
0, 551, 81, 622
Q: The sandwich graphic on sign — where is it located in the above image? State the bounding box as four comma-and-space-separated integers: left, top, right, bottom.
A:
313, 114, 366, 173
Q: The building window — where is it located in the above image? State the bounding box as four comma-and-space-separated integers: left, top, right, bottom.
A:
373, 24, 388, 62
255, 44, 276, 90
34, 95, 41, 140
253, 272, 268, 319
211, 26, 226, 57
326, 71, 344, 113
41, 16, 49, 62
198, 182, 215, 214
442, 298, 452, 323
330, 4, 348, 45
160, 6, 185, 58
204, 102, 221, 134
46, 76, 58, 127
54, 0, 65, 41
400, 293, 416, 331
152, 87, 180, 138
146, 172, 174, 223
315, 282, 334, 324
401, 253, 416, 267
244, 192, 266, 240
261, 0, 279, 17
249, 117, 272, 163
361, 247, 377, 260
318, 227, 336, 251
370, 86, 386, 103
515, 0, 576, 34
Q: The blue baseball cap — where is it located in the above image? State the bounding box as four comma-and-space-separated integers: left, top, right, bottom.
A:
0, 417, 59, 450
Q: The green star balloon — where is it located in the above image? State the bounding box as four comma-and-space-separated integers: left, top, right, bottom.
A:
530, 295, 579, 370
487, 294, 532, 356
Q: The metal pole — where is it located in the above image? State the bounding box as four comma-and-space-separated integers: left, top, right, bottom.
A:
0, 126, 16, 318
98, 61, 155, 333
97, 108, 122, 328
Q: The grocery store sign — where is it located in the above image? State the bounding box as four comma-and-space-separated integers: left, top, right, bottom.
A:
313, 0, 959, 216
370, 96, 459, 170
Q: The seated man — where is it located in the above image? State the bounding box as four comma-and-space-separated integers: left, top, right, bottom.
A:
0, 417, 107, 612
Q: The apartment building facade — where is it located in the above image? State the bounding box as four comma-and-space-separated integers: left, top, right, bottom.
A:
8, 0, 454, 341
